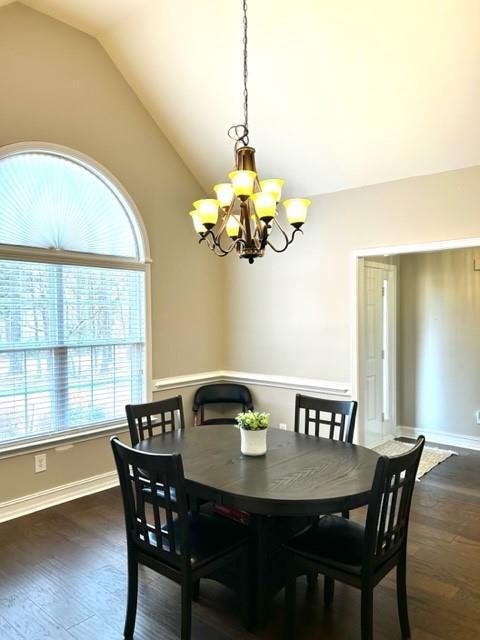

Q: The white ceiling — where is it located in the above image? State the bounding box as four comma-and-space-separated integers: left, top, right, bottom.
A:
4, 0, 480, 196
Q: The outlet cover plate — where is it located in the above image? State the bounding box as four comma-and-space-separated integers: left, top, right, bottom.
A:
35, 453, 47, 473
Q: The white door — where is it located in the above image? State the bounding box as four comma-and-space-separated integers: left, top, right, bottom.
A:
360, 261, 397, 447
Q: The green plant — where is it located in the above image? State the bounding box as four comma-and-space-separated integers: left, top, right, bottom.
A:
235, 410, 270, 431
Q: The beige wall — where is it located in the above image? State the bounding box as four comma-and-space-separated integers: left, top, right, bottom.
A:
226, 167, 480, 381
224, 166, 480, 429
0, 4, 223, 502
399, 248, 480, 438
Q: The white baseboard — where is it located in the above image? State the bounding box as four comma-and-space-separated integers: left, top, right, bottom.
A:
153, 370, 351, 397
0, 470, 118, 523
366, 434, 396, 449
396, 425, 480, 451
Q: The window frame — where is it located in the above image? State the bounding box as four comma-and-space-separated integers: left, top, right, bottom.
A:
0, 142, 152, 455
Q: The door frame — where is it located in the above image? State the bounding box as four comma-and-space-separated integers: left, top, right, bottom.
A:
351, 236, 480, 445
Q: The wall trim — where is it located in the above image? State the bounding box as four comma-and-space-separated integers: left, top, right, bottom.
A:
0, 470, 119, 523
0, 424, 129, 460
153, 370, 225, 391
396, 425, 480, 451
153, 370, 351, 397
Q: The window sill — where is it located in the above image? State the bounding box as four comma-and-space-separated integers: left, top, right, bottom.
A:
0, 422, 129, 460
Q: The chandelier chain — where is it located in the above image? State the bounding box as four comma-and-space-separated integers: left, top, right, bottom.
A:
228, 0, 250, 148
242, 0, 248, 134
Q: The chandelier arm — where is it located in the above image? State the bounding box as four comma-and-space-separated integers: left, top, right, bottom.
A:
199, 229, 224, 253
266, 227, 303, 253
268, 216, 291, 248
215, 230, 236, 255
201, 227, 247, 256
214, 235, 247, 256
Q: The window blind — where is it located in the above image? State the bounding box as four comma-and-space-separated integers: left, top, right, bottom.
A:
0, 152, 141, 259
0, 259, 145, 444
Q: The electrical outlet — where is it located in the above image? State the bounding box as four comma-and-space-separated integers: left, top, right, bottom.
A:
476, 410, 480, 425
279, 423, 287, 431
35, 453, 47, 473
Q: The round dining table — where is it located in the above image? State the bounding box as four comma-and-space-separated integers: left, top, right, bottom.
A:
135, 424, 379, 628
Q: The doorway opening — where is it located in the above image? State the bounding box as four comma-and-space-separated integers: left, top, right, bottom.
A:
356, 239, 480, 450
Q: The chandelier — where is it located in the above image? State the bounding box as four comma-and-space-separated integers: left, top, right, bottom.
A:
188, 0, 311, 264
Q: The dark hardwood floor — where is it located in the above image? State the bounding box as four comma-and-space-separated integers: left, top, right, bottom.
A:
0, 443, 479, 639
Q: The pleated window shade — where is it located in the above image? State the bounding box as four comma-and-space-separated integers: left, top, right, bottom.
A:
0, 151, 146, 445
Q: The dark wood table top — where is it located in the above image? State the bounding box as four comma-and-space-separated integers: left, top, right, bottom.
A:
135, 425, 380, 516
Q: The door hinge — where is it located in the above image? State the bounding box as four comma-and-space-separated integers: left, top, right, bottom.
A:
381, 349, 385, 359
382, 285, 385, 296
381, 412, 385, 422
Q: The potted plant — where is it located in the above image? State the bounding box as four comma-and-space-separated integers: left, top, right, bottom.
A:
235, 410, 270, 456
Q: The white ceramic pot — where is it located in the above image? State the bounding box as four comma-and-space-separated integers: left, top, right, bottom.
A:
240, 428, 267, 456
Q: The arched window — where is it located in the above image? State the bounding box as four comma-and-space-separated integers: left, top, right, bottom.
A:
0, 144, 148, 446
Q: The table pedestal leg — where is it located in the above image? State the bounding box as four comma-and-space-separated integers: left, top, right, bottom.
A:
247, 514, 310, 630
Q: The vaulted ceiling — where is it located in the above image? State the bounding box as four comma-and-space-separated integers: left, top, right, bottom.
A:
3, 0, 480, 196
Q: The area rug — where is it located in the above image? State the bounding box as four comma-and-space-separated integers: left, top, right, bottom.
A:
373, 440, 457, 479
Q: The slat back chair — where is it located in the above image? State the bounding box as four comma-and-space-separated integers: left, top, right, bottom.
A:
284, 436, 425, 640
295, 394, 358, 521
294, 394, 358, 444
193, 383, 253, 426
112, 435, 189, 566
126, 396, 185, 446
364, 436, 424, 576
111, 437, 250, 640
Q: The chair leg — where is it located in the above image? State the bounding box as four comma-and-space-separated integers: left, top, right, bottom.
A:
306, 571, 318, 589
341, 509, 350, 519
361, 587, 374, 640
284, 561, 297, 640
397, 552, 411, 639
124, 554, 138, 640
240, 548, 251, 630
192, 580, 200, 602
181, 581, 192, 640
324, 576, 335, 607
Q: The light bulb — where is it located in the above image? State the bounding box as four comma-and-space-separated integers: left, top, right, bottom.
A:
228, 170, 256, 197
250, 192, 277, 221
226, 215, 240, 239
260, 179, 284, 203
283, 198, 311, 228
193, 199, 219, 229
189, 211, 206, 234
214, 183, 235, 209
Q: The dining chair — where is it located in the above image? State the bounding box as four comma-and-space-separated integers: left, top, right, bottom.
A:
111, 437, 251, 640
294, 394, 358, 444
295, 394, 358, 522
193, 383, 253, 426
126, 396, 185, 446
283, 435, 425, 640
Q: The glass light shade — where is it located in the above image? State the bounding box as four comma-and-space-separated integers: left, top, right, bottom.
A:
189, 211, 206, 234
214, 183, 235, 209
228, 170, 256, 197
250, 192, 277, 221
225, 215, 240, 238
260, 179, 284, 203
283, 198, 311, 227
193, 198, 219, 228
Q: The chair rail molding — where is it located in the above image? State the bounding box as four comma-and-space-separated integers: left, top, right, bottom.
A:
153, 370, 351, 397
